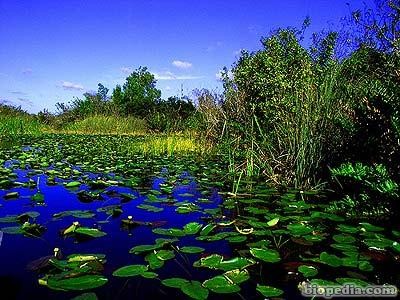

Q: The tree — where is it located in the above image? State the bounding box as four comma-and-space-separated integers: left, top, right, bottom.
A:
97, 83, 109, 101
115, 67, 161, 116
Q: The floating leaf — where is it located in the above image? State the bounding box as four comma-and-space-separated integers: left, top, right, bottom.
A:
152, 228, 186, 237
129, 244, 160, 254
287, 223, 313, 236
223, 269, 250, 284
1, 226, 23, 234
75, 227, 106, 238
359, 222, 384, 232
181, 281, 209, 300
155, 249, 175, 261
336, 277, 370, 287
319, 252, 342, 267
333, 234, 356, 244
203, 275, 240, 294
337, 224, 359, 234
298, 265, 318, 278
250, 248, 280, 263
47, 275, 108, 291
145, 252, 164, 269
65, 181, 81, 188
112, 264, 148, 277
137, 204, 163, 213
256, 285, 284, 297
161, 278, 190, 288
266, 217, 279, 227
180, 246, 205, 254
183, 222, 202, 235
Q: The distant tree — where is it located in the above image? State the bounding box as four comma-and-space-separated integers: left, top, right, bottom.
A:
97, 83, 109, 101
112, 84, 124, 109
114, 67, 161, 116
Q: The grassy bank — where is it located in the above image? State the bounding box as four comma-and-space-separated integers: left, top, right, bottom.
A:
0, 115, 45, 135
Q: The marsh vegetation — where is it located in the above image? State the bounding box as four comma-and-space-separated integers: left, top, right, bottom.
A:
1, 1, 400, 299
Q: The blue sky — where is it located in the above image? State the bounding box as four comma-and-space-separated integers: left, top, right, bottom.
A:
0, 0, 371, 113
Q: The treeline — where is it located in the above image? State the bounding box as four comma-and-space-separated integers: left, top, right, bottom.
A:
36, 67, 198, 133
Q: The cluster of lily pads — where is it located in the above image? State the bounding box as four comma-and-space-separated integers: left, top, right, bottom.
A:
0, 134, 399, 299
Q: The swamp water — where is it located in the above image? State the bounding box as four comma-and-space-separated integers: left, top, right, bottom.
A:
0, 134, 399, 300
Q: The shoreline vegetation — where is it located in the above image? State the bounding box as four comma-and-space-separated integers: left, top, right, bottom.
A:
1, 1, 400, 220
1, 2, 400, 299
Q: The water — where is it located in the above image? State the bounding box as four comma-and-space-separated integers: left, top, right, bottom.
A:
0, 169, 236, 300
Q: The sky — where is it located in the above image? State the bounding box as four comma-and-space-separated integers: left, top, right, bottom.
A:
0, 0, 373, 113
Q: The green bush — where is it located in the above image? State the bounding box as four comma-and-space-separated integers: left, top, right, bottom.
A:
328, 162, 398, 219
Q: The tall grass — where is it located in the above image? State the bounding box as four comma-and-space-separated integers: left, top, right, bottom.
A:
263, 64, 341, 188
127, 134, 209, 157
0, 116, 44, 136
56, 115, 147, 135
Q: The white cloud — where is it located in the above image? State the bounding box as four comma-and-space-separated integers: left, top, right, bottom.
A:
152, 71, 202, 81
120, 66, 133, 74
172, 60, 192, 69
61, 81, 84, 91
165, 86, 171, 91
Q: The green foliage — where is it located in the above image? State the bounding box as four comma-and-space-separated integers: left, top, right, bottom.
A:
61, 115, 147, 135
328, 162, 399, 218
207, 27, 345, 188
113, 67, 161, 117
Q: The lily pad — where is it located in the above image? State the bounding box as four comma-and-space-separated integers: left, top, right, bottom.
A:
250, 248, 281, 263
180, 246, 205, 254
298, 265, 318, 278
202, 275, 240, 294
47, 275, 108, 291
256, 284, 284, 297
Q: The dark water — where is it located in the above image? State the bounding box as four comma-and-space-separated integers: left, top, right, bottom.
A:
0, 168, 247, 300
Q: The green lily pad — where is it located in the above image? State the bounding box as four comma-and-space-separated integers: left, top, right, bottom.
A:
155, 249, 175, 261
161, 278, 190, 288
180, 246, 205, 254
145, 252, 164, 269
359, 222, 384, 232
152, 228, 186, 237
266, 217, 279, 227
137, 204, 163, 213
112, 264, 149, 277
223, 269, 250, 284
287, 223, 313, 236
181, 281, 209, 300
336, 277, 370, 287
333, 234, 356, 244
183, 222, 202, 235
65, 181, 81, 188
129, 244, 160, 254
203, 275, 241, 294
47, 275, 108, 291
75, 227, 106, 238
337, 224, 359, 234
256, 284, 284, 297
319, 252, 342, 267
298, 265, 318, 278
250, 248, 281, 263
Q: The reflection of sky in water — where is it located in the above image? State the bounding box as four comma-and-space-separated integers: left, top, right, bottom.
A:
0, 167, 235, 300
